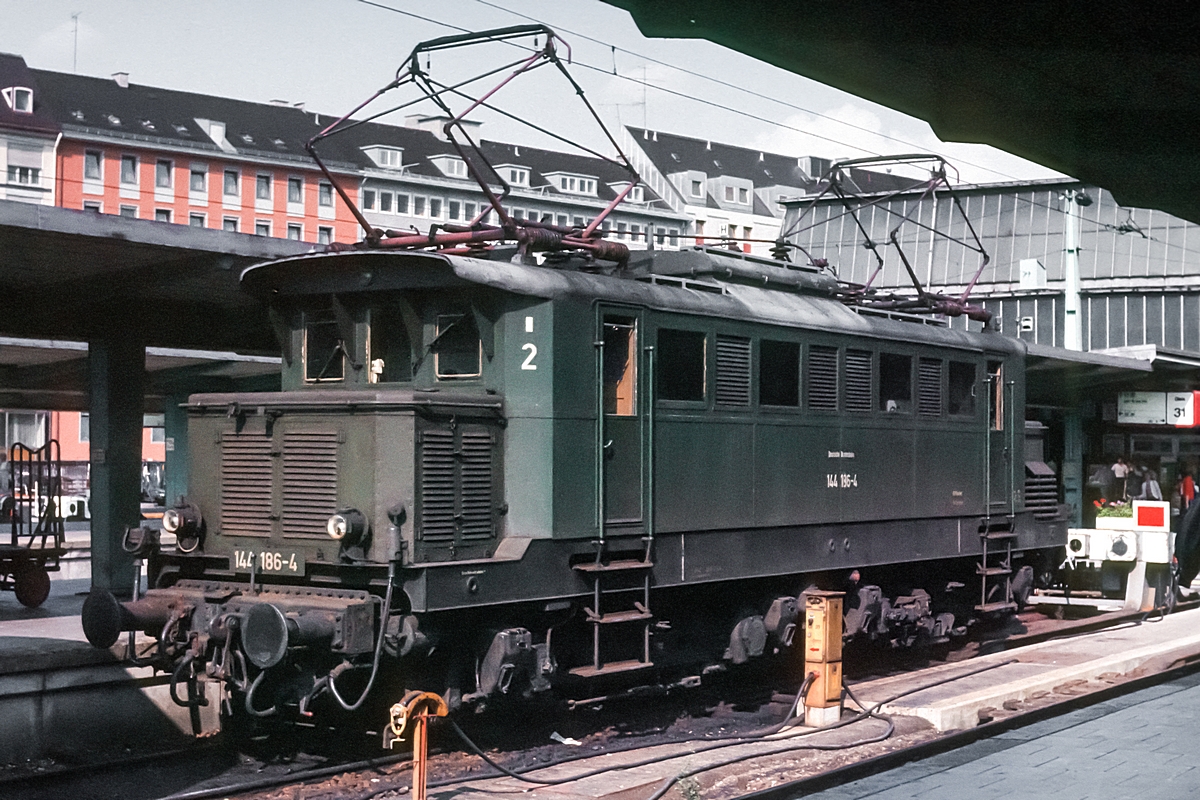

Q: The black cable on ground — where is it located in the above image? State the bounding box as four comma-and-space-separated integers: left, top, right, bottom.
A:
416, 659, 1016, 799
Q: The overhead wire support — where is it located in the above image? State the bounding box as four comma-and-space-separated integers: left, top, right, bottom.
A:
783, 154, 993, 322
304, 23, 641, 264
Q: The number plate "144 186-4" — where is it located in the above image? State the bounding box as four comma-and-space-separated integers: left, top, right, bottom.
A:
233, 549, 303, 575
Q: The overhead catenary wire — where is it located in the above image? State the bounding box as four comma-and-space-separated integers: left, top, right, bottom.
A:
465, 0, 1037, 184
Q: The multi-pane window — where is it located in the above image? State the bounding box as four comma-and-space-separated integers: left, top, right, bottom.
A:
363, 189, 376, 210
255, 221, 270, 236
154, 209, 171, 223
949, 361, 977, 417
691, 179, 703, 196
190, 166, 206, 192
318, 226, 333, 245
120, 155, 138, 184
189, 213, 205, 227
379, 192, 392, 213
413, 196, 426, 216
223, 217, 238, 232
6, 166, 38, 184
759, 340, 799, 407
318, 182, 333, 207
396, 194, 409, 214
256, 174, 272, 200
223, 169, 239, 196
288, 176, 303, 203
119, 205, 137, 218
429, 198, 442, 218
155, 159, 172, 188
658, 329, 706, 402
287, 223, 302, 240
879, 353, 912, 413
84, 151, 102, 180
464, 201, 476, 219
448, 200, 461, 220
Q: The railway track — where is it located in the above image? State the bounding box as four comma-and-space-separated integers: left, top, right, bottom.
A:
8, 603, 1189, 800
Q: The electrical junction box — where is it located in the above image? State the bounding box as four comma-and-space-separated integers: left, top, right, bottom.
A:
806, 660, 843, 705
803, 591, 843, 663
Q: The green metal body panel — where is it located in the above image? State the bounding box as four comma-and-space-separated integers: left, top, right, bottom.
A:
164, 248, 1044, 616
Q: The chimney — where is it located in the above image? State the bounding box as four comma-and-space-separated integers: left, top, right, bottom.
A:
705, 140, 711, 150
112, 72, 129, 88
403, 114, 481, 142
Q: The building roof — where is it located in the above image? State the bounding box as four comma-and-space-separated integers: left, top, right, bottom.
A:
627, 125, 917, 204
315, 117, 670, 207
31, 68, 355, 170
27, 66, 675, 210
0, 54, 59, 137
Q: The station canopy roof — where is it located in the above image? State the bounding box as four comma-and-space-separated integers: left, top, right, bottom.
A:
607, 1, 1200, 225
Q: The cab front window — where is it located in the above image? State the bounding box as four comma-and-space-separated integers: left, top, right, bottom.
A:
304, 309, 345, 382
434, 312, 482, 378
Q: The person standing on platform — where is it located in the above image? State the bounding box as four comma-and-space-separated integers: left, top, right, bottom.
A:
1136, 470, 1163, 501
1112, 457, 1130, 499
1181, 469, 1196, 511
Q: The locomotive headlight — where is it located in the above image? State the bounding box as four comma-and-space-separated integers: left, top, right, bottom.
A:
326, 508, 367, 545
163, 499, 204, 554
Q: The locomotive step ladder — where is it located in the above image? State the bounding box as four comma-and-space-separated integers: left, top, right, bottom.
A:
569, 539, 654, 678
976, 519, 1018, 614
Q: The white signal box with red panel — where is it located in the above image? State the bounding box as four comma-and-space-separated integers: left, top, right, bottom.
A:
1036, 501, 1175, 614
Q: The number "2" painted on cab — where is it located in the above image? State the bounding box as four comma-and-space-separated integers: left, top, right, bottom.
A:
521, 343, 538, 370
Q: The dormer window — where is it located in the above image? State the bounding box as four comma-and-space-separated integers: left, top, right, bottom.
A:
241, 133, 254, 144
107, 114, 121, 126
173, 124, 190, 135
364, 146, 404, 169
2, 87, 32, 113
141, 119, 156, 131
430, 155, 469, 178
610, 182, 644, 203
494, 164, 529, 187
547, 172, 597, 196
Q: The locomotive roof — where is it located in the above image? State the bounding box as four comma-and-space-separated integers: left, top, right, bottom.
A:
242, 248, 1022, 355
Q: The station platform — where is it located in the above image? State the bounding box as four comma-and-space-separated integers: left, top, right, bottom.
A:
0, 577, 206, 767
424, 607, 1200, 800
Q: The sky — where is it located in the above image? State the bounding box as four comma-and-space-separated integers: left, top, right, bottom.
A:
0, 0, 1069, 186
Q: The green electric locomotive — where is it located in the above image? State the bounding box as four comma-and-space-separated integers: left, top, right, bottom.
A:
83, 243, 1064, 716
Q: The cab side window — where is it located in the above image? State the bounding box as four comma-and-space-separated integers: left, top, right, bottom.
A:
658, 328, 706, 402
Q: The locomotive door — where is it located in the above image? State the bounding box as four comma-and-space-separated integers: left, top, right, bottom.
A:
599, 310, 644, 529
986, 358, 1012, 514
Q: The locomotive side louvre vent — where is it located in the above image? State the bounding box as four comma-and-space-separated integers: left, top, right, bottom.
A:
715, 335, 751, 406
417, 423, 498, 554
918, 358, 943, 417
844, 349, 873, 413
281, 430, 339, 539
220, 433, 273, 536
459, 431, 495, 540
418, 429, 457, 541
806, 345, 838, 411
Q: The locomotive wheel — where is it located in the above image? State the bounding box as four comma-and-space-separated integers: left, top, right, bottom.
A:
14, 563, 51, 608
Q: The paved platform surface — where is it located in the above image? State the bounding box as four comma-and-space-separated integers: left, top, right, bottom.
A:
807, 668, 1200, 800
853, 607, 1200, 731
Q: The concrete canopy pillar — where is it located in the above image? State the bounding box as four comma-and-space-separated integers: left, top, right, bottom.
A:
88, 337, 145, 594
163, 392, 189, 508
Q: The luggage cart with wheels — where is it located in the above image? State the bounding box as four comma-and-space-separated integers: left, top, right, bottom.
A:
0, 441, 66, 608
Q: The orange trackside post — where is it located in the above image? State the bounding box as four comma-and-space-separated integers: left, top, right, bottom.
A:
385, 690, 449, 800
802, 590, 845, 727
